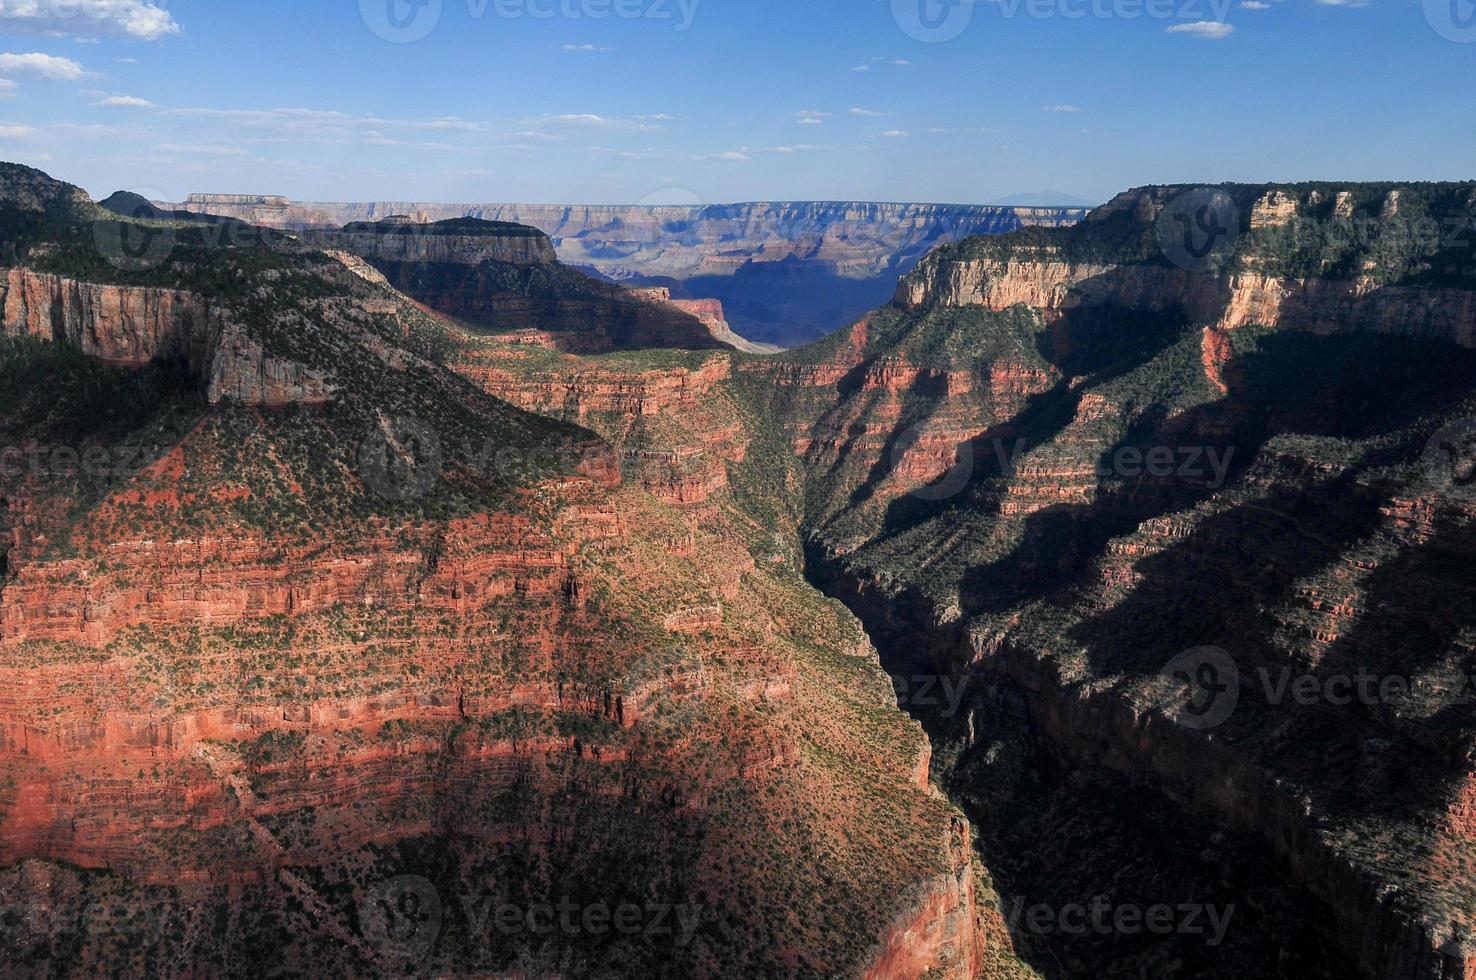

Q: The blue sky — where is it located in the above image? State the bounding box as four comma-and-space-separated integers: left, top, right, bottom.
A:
0, 0, 1471, 205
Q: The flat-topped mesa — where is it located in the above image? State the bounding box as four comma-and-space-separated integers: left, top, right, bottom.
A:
168, 195, 1090, 277
895, 181, 1476, 350
316, 215, 557, 267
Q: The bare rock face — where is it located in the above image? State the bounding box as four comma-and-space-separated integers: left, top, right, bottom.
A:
1, 268, 216, 368
896, 256, 1476, 351
0, 268, 336, 406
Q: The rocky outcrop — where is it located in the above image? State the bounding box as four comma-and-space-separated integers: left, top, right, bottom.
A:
309, 218, 557, 268
0, 268, 336, 406
896, 256, 1476, 350
1, 268, 217, 369
627, 287, 774, 353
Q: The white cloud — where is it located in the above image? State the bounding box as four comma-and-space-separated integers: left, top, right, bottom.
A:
637, 113, 675, 121
0, 123, 32, 138
525, 113, 662, 132
561, 43, 613, 51
880, 130, 909, 138
849, 107, 884, 117
0, 0, 179, 40
892, 59, 911, 65
0, 51, 85, 80
1166, 20, 1235, 37
1043, 104, 1081, 113
0, 78, 13, 96
157, 142, 248, 156
1239, 2, 1271, 8
795, 110, 828, 125
98, 94, 152, 107
115, 56, 137, 64
851, 65, 870, 72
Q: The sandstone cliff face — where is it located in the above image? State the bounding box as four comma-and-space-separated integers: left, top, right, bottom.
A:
897, 255, 1476, 350
0, 166, 972, 980
0, 268, 337, 406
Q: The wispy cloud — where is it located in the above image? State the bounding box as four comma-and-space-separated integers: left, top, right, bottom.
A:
795, 110, 829, 126
157, 142, 248, 156
0, 122, 33, 138
1166, 20, 1235, 38
1043, 104, 1081, 113
851, 64, 870, 72
0, 0, 178, 41
880, 129, 909, 138
1239, 2, 1271, 8
98, 94, 153, 107
561, 43, 614, 51
849, 107, 884, 117
525, 113, 663, 132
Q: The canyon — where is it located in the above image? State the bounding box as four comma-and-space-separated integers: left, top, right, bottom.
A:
169, 195, 1090, 347
0, 164, 983, 979
3, 164, 1476, 979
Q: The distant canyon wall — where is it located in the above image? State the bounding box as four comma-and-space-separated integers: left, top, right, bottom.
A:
172, 195, 1091, 346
